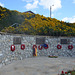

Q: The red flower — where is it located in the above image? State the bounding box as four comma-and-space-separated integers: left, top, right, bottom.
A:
65, 72, 67, 74
70, 72, 71, 73
61, 71, 64, 74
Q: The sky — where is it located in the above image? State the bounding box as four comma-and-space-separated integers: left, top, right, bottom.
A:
0, 0, 75, 23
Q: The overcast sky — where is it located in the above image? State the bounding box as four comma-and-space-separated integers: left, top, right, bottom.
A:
0, 0, 75, 23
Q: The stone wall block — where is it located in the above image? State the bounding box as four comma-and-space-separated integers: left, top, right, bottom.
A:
0, 34, 75, 66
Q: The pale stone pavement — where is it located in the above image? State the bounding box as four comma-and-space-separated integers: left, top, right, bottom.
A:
0, 57, 75, 75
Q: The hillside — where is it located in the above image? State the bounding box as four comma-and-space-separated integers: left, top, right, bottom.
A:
0, 6, 75, 36
0, 6, 35, 30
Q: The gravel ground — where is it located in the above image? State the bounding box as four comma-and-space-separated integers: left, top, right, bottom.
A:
0, 57, 75, 75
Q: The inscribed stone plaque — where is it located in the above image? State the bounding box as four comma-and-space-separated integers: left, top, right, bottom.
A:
13, 37, 21, 44
36, 37, 45, 44
60, 39, 70, 44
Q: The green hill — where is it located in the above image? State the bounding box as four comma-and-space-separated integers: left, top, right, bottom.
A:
0, 6, 75, 36
0, 6, 35, 30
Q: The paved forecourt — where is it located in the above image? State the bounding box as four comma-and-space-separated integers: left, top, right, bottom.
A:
0, 57, 75, 75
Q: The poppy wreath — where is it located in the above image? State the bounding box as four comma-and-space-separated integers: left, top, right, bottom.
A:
57, 44, 62, 49
44, 44, 48, 49
21, 44, 25, 50
11, 45, 15, 52
68, 45, 73, 50
33, 45, 37, 49
38, 45, 43, 50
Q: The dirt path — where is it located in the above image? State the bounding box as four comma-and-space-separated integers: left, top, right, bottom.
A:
0, 57, 75, 75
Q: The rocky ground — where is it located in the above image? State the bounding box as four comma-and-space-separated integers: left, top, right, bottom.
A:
0, 57, 75, 75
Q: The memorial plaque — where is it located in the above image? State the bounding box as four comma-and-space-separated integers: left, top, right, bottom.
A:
36, 37, 45, 44
67, 39, 70, 44
13, 37, 21, 44
60, 39, 70, 44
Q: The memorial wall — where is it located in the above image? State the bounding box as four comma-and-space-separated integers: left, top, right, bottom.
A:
0, 33, 75, 66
